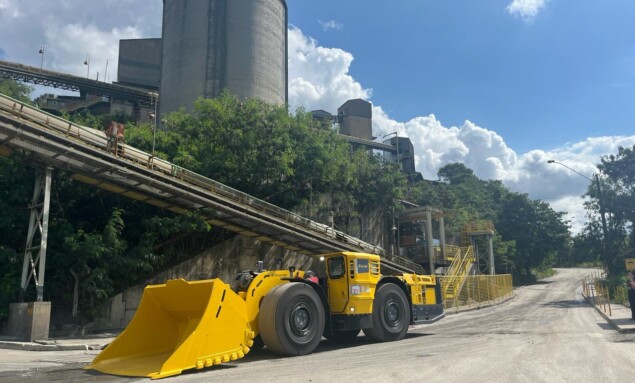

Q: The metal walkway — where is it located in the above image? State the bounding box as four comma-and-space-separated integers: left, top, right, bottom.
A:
0, 93, 422, 275
0, 60, 155, 106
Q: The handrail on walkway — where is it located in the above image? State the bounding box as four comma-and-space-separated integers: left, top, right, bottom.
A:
0, 93, 424, 274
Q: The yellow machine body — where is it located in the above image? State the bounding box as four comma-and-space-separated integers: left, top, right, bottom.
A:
88, 252, 443, 379
325, 252, 381, 315
401, 273, 439, 305
241, 270, 302, 337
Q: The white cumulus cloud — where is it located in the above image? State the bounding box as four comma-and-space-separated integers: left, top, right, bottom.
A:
0, 0, 160, 80
288, 27, 371, 113
285, 27, 635, 234
1, 4, 631, 235
506, 0, 549, 21
372, 107, 518, 181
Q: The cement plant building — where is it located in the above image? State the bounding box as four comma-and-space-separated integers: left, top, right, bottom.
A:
117, 0, 288, 117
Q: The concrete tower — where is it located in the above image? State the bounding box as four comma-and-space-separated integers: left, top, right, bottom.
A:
337, 99, 373, 140
160, 0, 288, 117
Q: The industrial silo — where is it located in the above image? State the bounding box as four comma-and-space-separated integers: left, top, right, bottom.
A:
160, 0, 288, 117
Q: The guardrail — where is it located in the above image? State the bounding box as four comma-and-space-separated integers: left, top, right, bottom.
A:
0, 60, 155, 105
580, 272, 630, 317
439, 274, 513, 312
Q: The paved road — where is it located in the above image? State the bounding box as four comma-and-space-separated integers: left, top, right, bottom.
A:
1, 268, 633, 382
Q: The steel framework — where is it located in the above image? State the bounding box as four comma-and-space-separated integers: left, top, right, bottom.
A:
19, 167, 52, 301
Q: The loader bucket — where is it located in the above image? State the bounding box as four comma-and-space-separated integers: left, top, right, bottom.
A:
87, 278, 254, 379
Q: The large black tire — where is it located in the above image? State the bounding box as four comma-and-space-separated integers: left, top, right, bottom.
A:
249, 334, 265, 352
363, 283, 410, 342
324, 329, 360, 343
258, 283, 325, 356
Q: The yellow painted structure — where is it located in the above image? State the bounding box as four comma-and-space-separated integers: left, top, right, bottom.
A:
88, 252, 444, 379
87, 279, 254, 379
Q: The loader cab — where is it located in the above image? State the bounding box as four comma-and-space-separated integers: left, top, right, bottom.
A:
324, 252, 380, 316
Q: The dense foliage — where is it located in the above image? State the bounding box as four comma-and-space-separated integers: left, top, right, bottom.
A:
0, 88, 406, 323
408, 163, 570, 282
572, 145, 635, 276
0, 81, 581, 324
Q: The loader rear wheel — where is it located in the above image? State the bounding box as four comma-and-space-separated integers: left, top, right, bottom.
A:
259, 282, 325, 356
363, 283, 410, 342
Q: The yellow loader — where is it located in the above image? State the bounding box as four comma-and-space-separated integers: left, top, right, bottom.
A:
88, 252, 444, 379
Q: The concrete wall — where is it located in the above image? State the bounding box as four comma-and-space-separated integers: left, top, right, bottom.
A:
90, 234, 315, 331
6, 302, 51, 341
117, 39, 162, 90
160, 0, 287, 117
225, 0, 287, 105
91, 202, 387, 332
338, 99, 373, 140
339, 115, 373, 140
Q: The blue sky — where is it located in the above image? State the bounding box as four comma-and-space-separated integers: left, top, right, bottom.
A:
288, 0, 635, 153
0, 0, 634, 232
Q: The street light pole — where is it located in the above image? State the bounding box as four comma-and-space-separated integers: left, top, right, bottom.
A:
83, 55, 90, 79
38, 43, 45, 70
547, 160, 610, 269
104, 59, 109, 83
149, 92, 159, 167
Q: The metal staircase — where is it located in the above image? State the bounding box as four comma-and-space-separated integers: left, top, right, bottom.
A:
441, 220, 496, 303
441, 246, 475, 302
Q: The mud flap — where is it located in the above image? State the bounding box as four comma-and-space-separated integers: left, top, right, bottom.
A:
87, 279, 254, 379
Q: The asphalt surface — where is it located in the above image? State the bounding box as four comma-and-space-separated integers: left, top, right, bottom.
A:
1, 268, 634, 382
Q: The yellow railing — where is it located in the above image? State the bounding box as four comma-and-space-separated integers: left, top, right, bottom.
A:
463, 220, 495, 233
460, 220, 495, 247
581, 272, 629, 316
439, 274, 514, 311
444, 245, 461, 261
441, 246, 475, 300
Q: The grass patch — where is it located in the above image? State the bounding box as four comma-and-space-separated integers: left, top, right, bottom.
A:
534, 267, 556, 280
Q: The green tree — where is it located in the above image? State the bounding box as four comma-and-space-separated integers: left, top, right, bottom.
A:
594, 145, 635, 274
497, 193, 569, 279
158, 92, 402, 224
0, 78, 38, 317
411, 162, 570, 279
0, 78, 33, 103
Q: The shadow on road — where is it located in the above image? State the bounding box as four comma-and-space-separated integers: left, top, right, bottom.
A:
4, 333, 434, 382
597, 322, 615, 331
541, 300, 587, 309
248, 331, 431, 360
514, 279, 556, 287
0, 363, 134, 383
